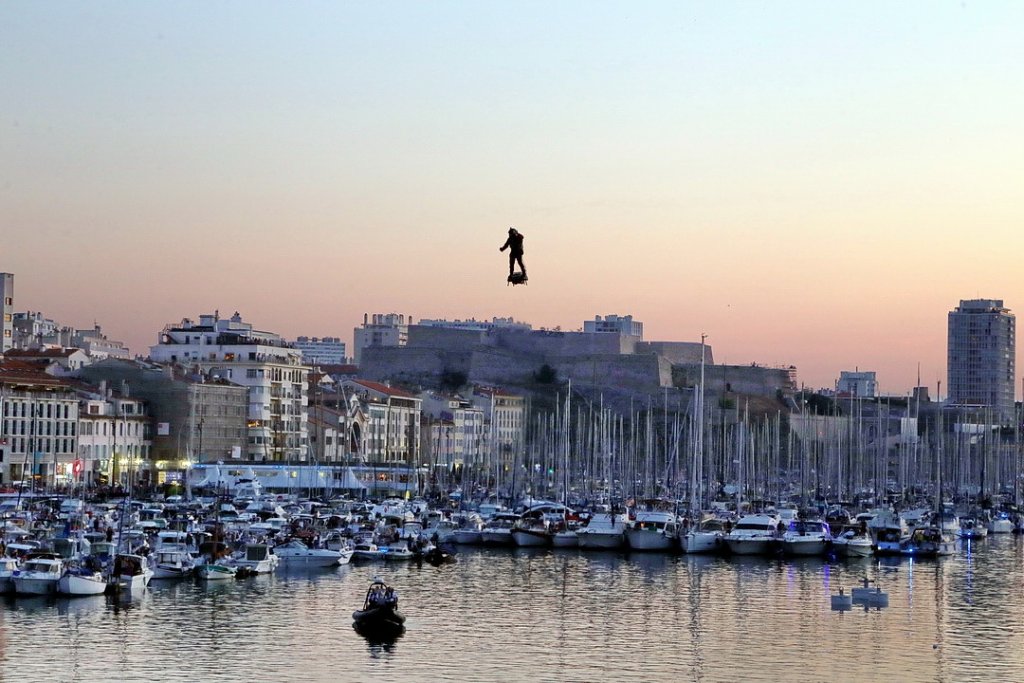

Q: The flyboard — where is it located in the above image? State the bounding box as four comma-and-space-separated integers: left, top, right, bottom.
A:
507, 272, 528, 286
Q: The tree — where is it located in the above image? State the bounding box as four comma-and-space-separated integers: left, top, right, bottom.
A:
533, 364, 558, 384
440, 369, 468, 392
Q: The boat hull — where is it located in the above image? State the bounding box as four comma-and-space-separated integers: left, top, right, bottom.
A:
480, 530, 514, 547
152, 565, 194, 580
276, 553, 342, 568
725, 538, 777, 556
577, 532, 624, 550
551, 532, 578, 548
782, 538, 829, 557
14, 576, 58, 596
989, 519, 1015, 534
452, 530, 482, 545
625, 530, 676, 552
512, 529, 550, 547
874, 540, 903, 556
58, 573, 107, 596
197, 565, 236, 581
353, 606, 406, 637
845, 539, 874, 557
110, 573, 152, 593
682, 532, 722, 554
381, 548, 414, 561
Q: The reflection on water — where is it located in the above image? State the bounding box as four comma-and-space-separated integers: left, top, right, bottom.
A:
2, 538, 1024, 681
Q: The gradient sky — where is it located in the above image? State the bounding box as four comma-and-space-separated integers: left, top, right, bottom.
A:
2, 2, 1023, 397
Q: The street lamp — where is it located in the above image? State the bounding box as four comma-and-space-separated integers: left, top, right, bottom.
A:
197, 417, 204, 465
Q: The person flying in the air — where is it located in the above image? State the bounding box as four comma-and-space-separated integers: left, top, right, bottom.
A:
499, 227, 526, 280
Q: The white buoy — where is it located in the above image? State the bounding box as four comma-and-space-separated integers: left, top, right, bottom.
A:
831, 588, 853, 611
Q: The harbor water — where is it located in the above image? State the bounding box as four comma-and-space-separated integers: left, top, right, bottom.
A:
3, 538, 1023, 682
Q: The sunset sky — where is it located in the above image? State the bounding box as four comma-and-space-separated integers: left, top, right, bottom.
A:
3, 2, 1022, 397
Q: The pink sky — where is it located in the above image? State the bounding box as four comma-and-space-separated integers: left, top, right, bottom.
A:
3, 4, 1023, 397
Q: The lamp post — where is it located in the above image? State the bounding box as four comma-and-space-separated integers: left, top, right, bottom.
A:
197, 417, 204, 466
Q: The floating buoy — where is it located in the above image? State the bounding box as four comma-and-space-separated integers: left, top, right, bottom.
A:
851, 577, 875, 601
866, 588, 889, 608
831, 588, 853, 611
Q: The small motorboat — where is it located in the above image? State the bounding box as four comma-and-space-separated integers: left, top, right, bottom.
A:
58, 565, 108, 596
352, 579, 406, 635
196, 563, 237, 581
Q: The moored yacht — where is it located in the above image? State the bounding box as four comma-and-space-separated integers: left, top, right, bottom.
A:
625, 511, 679, 552
197, 562, 237, 581
832, 528, 873, 558
958, 516, 988, 540
274, 539, 346, 567
231, 543, 280, 574
451, 514, 484, 546
480, 513, 520, 547
724, 514, 781, 556
0, 556, 19, 594
151, 548, 196, 580
901, 526, 956, 557
13, 554, 64, 595
380, 540, 415, 561
58, 565, 108, 596
988, 512, 1015, 534
868, 509, 908, 556
109, 553, 154, 593
512, 517, 551, 547
780, 519, 832, 557
576, 512, 628, 550
681, 517, 728, 554
551, 525, 579, 548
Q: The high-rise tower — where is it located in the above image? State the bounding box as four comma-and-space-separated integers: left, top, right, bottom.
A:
0, 273, 13, 353
947, 299, 1016, 423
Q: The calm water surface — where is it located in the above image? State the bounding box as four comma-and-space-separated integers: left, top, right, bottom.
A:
3, 537, 1023, 682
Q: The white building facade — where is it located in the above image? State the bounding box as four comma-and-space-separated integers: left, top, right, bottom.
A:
149, 312, 309, 461
837, 370, 878, 398
353, 313, 410, 364
342, 379, 421, 465
420, 392, 487, 467
584, 314, 643, 338
293, 336, 347, 365
472, 387, 526, 469
77, 392, 151, 488
0, 365, 79, 487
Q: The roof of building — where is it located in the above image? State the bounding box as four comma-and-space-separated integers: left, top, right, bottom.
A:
320, 364, 359, 376
0, 360, 73, 389
5, 348, 84, 359
473, 386, 520, 398
349, 379, 417, 399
